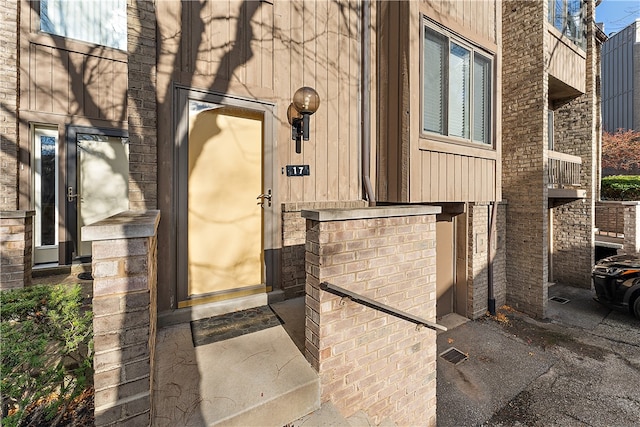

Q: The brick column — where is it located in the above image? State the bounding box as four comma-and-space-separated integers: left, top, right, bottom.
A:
0, 210, 34, 290
502, 0, 549, 318
127, 0, 157, 210
623, 202, 640, 254
83, 210, 160, 427
302, 205, 441, 426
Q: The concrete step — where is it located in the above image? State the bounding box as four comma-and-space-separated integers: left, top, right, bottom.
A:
154, 320, 320, 427
289, 401, 396, 427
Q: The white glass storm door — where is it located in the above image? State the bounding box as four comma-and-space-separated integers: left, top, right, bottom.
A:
75, 133, 129, 258
33, 127, 59, 264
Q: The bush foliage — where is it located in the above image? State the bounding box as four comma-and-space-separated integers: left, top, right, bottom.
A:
1, 284, 93, 426
601, 175, 640, 201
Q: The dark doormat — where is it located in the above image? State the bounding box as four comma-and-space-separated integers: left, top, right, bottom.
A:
190, 305, 283, 347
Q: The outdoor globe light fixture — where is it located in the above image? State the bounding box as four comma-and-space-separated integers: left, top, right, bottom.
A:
288, 86, 320, 153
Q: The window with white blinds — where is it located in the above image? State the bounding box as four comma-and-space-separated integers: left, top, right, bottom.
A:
422, 23, 493, 145
40, 0, 127, 50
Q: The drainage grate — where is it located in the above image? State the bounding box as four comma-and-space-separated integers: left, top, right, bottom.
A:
440, 347, 468, 365
549, 296, 570, 304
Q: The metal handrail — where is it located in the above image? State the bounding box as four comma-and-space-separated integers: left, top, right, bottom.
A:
321, 282, 447, 332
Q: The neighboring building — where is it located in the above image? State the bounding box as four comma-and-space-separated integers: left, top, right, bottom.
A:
601, 19, 640, 133
0, 0, 604, 424
502, 0, 606, 318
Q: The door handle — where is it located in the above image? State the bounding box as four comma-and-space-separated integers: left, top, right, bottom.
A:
67, 186, 79, 202
257, 189, 272, 207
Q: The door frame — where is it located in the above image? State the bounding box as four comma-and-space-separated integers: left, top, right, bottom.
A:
64, 125, 129, 264
174, 87, 279, 305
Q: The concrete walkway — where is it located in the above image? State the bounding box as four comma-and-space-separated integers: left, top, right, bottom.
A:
153, 320, 319, 426
439, 284, 640, 427
436, 316, 557, 427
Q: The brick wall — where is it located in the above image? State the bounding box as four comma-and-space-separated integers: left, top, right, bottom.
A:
281, 201, 366, 298
624, 203, 640, 254
0, 211, 33, 289
84, 211, 160, 427
596, 201, 626, 235
502, 0, 549, 318
0, 0, 18, 211
467, 203, 507, 319
303, 206, 440, 426
550, 0, 597, 288
127, 0, 157, 210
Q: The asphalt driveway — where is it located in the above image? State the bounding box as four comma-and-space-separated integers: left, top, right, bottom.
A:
437, 284, 640, 427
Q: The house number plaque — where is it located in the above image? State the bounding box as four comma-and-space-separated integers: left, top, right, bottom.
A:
286, 165, 310, 176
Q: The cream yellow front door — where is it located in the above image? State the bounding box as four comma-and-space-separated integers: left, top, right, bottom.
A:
183, 101, 266, 304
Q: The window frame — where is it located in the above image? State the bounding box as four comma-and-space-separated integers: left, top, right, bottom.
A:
420, 18, 495, 149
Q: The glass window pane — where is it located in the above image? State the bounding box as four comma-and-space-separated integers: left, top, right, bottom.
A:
473, 54, 491, 144
36, 135, 57, 246
41, 0, 127, 50
449, 43, 470, 139
423, 28, 447, 134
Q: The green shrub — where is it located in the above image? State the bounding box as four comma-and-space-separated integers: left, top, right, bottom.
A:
601, 175, 640, 201
1, 284, 93, 426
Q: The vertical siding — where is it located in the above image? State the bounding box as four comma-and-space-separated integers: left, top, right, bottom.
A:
546, 28, 586, 94
419, 151, 496, 202
422, 0, 497, 46
25, 42, 127, 122
396, 0, 501, 202
601, 21, 638, 132
159, 0, 362, 203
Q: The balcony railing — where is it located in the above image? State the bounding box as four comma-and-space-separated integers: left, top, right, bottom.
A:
548, 0, 586, 50
547, 150, 581, 188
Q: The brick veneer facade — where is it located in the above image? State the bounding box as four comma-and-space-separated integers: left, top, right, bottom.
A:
303, 206, 440, 426
0, 0, 18, 211
502, 0, 549, 318
127, 0, 158, 210
0, 210, 34, 289
624, 203, 640, 254
596, 201, 626, 235
281, 201, 367, 298
502, 0, 599, 314
550, 0, 598, 288
84, 211, 160, 427
467, 203, 507, 319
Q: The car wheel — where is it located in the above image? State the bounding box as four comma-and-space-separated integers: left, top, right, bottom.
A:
634, 296, 640, 319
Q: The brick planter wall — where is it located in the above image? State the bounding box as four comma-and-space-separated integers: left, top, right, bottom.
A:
83, 211, 160, 427
0, 211, 34, 289
302, 205, 441, 426
596, 201, 626, 235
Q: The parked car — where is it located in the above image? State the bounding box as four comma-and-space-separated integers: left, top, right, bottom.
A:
592, 254, 640, 318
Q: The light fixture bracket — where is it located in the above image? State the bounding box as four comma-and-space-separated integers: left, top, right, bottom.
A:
288, 87, 320, 154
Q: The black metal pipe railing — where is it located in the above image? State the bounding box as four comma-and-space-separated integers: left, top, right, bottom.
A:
321, 282, 447, 332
